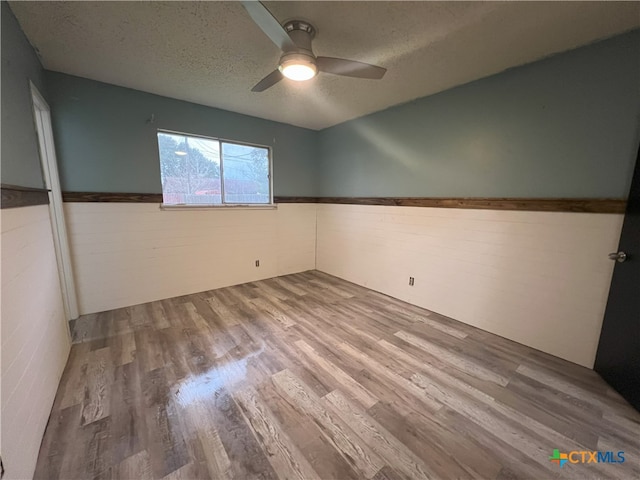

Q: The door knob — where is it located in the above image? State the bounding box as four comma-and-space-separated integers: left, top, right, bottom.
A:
608, 251, 627, 263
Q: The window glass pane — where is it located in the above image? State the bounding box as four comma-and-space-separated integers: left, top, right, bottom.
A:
158, 132, 221, 205
221, 143, 270, 204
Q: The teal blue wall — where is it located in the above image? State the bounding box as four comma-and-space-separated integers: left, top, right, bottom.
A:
38, 30, 640, 198
1, 2, 47, 188
46, 72, 319, 195
318, 30, 640, 198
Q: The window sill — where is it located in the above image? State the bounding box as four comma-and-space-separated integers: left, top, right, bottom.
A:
160, 203, 277, 211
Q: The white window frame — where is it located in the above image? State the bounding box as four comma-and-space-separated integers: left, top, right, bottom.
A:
157, 129, 275, 209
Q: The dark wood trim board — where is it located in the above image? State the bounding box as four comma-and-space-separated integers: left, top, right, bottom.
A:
61, 192, 626, 213
276, 196, 626, 213
62, 191, 163, 203
1, 184, 50, 209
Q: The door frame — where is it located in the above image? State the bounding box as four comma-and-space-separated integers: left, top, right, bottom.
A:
30, 82, 79, 321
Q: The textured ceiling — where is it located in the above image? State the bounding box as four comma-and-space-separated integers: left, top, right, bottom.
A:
10, 1, 640, 130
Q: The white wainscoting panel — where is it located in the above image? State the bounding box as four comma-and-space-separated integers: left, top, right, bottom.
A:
65, 203, 317, 314
316, 203, 624, 368
1, 205, 71, 479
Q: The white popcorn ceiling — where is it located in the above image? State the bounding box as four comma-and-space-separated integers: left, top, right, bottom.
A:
10, 1, 640, 130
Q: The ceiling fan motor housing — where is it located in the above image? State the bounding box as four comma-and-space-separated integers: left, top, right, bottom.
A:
282, 20, 315, 53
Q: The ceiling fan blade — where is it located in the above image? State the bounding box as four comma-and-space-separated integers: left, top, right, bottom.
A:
316, 57, 386, 80
252, 69, 284, 92
241, 1, 297, 52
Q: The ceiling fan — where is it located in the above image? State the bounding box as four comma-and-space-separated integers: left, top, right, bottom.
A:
241, 1, 387, 92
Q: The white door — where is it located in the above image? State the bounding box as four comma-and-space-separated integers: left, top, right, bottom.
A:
30, 82, 79, 321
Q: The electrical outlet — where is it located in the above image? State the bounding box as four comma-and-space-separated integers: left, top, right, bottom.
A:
255, 260, 260, 267
409, 276, 415, 286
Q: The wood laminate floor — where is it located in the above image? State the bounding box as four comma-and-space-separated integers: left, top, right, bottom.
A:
35, 271, 639, 480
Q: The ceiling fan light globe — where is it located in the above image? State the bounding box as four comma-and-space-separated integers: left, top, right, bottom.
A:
279, 54, 317, 81
281, 64, 316, 81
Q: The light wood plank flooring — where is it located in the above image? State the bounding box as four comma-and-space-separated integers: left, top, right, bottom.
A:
35, 271, 640, 479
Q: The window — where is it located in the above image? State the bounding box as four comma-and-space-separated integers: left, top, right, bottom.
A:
157, 130, 271, 206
